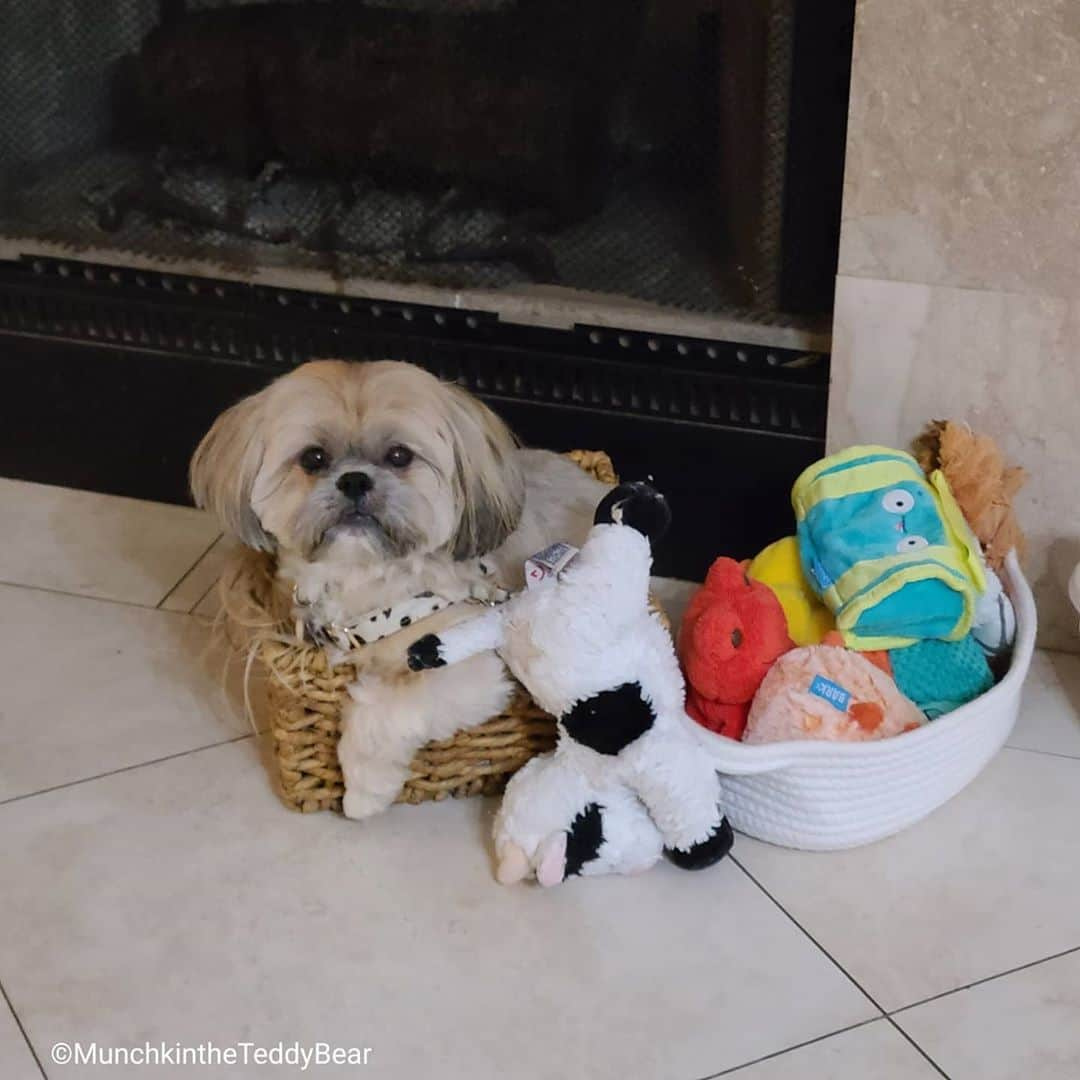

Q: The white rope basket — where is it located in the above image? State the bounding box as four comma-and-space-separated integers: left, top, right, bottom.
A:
698, 551, 1037, 851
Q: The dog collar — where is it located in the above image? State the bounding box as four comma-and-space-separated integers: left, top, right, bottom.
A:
293, 560, 509, 653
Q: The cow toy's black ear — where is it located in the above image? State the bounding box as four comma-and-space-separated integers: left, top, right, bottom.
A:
593, 481, 671, 546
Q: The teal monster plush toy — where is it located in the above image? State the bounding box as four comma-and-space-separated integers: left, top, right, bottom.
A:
792, 446, 986, 651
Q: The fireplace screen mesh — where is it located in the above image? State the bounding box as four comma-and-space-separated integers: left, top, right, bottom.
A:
0, 0, 799, 318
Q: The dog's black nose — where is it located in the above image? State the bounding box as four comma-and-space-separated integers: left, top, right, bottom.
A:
336, 471, 374, 499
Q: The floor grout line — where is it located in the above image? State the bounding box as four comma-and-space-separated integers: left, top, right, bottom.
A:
883, 1015, 950, 1079
186, 576, 222, 617
731, 856, 888, 1014
0, 575, 232, 621
155, 533, 223, 611
731, 856, 953, 1079
0, 578, 161, 612
1002, 744, 1080, 762
0, 735, 254, 809
889, 943, 1080, 1017
696, 1016, 882, 1079
0, 977, 47, 1080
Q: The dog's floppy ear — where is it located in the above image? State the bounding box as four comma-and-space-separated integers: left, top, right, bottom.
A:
189, 388, 274, 550
443, 384, 525, 560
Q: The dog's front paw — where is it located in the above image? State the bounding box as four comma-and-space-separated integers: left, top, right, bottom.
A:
594, 481, 671, 545
407, 633, 447, 671
342, 785, 397, 821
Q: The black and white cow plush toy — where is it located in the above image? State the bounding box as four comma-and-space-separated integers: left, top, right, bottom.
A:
408, 482, 734, 886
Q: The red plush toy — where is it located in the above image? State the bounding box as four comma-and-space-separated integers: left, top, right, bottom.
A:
678, 557, 794, 740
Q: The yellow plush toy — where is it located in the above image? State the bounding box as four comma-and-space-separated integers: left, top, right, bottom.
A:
747, 537, 834, 647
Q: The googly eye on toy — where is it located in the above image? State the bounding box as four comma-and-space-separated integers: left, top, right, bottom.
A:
882, 488, 916, 515
896, 534, 929, 553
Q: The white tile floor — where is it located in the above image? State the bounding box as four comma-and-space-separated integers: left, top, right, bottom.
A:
0, 477, 1078, 1080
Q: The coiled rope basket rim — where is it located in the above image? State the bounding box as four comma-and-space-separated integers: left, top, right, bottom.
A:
227, 450, 647, 813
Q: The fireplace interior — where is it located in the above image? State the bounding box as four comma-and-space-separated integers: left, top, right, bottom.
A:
0, 0, 855, 578
0, 0, 854, 324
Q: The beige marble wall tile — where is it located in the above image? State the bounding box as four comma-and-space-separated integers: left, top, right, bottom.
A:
839, 0, 1080, 298
829, 274, 1080, 652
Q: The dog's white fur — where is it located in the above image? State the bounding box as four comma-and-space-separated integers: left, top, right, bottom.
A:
191, 359, 606, 817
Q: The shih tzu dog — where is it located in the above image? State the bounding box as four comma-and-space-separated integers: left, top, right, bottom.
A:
191, 359, 606, 818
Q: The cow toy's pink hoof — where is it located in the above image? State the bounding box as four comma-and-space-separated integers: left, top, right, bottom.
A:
535, 833, 568, 888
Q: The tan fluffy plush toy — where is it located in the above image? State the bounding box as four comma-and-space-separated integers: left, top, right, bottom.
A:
913, 421, 1027, 571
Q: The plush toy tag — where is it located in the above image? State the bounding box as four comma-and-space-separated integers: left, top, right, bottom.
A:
809, 675, 851, 712
525, 542, 579, 589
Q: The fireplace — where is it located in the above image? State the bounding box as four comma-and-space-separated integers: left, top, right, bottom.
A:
0, 0, 854, 578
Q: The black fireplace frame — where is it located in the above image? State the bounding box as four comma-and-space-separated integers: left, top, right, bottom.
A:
0, 255, 829, 579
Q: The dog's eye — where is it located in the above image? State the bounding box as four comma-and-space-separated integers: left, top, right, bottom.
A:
385, 444, 414, 468
299, 446, 330, 474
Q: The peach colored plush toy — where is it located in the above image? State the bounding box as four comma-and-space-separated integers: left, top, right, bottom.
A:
743, 641, 925, 745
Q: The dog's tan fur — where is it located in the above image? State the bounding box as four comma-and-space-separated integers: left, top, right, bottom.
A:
192, 359, 606, 817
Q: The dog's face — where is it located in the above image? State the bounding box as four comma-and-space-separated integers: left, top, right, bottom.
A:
190, 360, 525, 563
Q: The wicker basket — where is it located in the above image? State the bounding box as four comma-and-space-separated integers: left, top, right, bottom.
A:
236, 450, 620, 813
